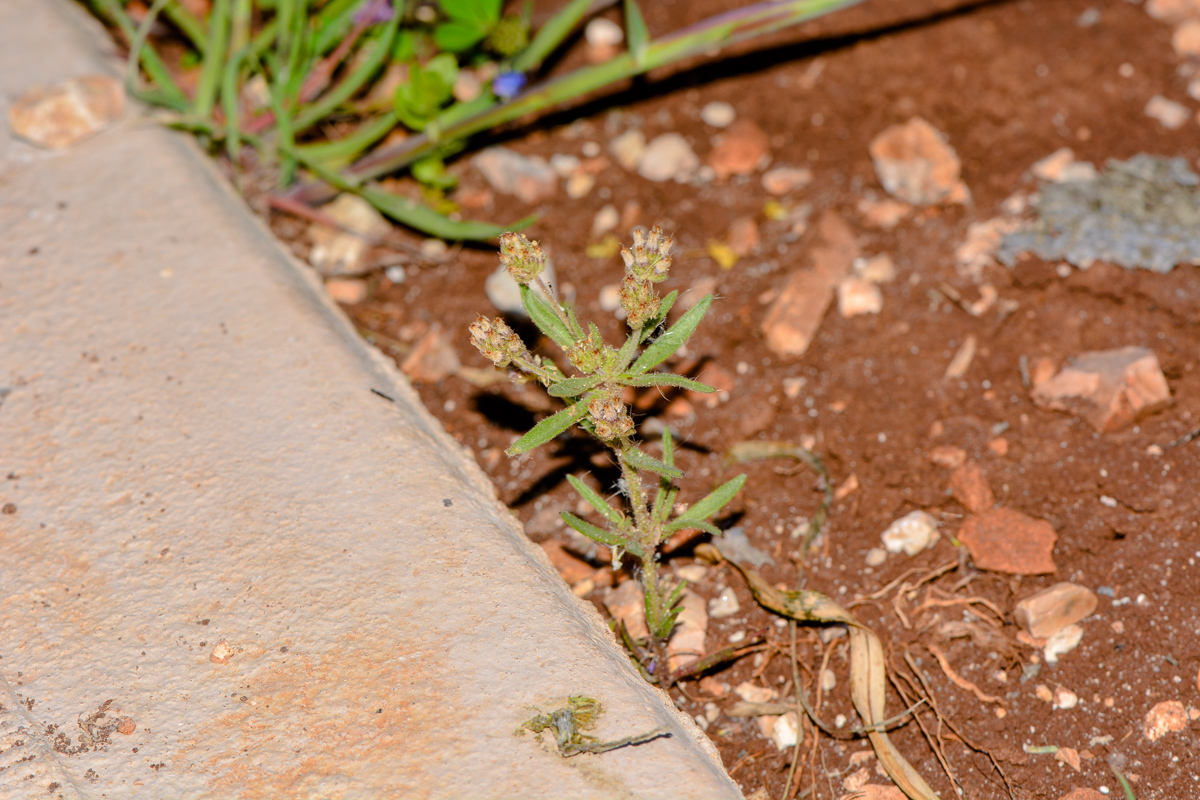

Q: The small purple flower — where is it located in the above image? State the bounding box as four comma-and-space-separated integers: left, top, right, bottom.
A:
354, 0, 393, 25
492, 71, 526, 100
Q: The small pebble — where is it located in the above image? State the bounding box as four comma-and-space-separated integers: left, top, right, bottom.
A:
865, 547, 888, 567
549, 152, 581, 178
610, 129, 647, 171
700, 101, 736, 128
1054, 686, 1079, 709
1043, 623, 1083, 664
728, 630, 746, 643
708, 587, 741, 619
639, 133, 700, 182
821, 669, 837, 692
1145, 95, 1190, 130
585, 17, 624, 47
581, 141, 601, 158
761, 166, 813, 196
880, 510, 940, 556
592, 204, 620, 237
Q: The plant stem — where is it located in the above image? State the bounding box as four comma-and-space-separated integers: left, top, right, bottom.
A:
618, 449, 669, 636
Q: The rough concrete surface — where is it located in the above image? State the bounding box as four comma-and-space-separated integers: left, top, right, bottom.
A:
0, 2, 742, 798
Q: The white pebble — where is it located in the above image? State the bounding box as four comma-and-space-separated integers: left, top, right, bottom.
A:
821, 669, 837, 692
700, 101, 736, 128
1053, 686, 1079, 709
592, 204, 620, 237
880, 510, 940, 556
770, 712, 800, 749
865, 547, 887, 567
581, 141, 601, 158
485, 257, 556, 317
585, 17, 624, 47
638, 133, 699, 182
709, 587, 741, 619
1043, 623, 1083, 664
598, 283, 621, 311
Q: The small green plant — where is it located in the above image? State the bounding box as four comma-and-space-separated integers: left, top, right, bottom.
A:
470, 228, 746, 641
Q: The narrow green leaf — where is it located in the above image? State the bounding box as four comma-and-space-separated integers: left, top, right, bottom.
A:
221, 45, 249, 161
664, 517, 722, 536
510, 0, 592, 72
360, 185, 526, 240
661, 427, 675, 469
518, 284, 574, 349
296, 112, 397, 168
561, 512, 643, 557
612, 329, 640, 373
566, 474, 626, 529
294, 16, 400, 131
110, 0, 190, 111
192, 0, 231, 120
622, 448, 683, 481
163, 0, 209, 54
623, 0, 649, 63
547, 375, 603, 398
312, 0, 365, 55
677, 474, 747, 523
629, 294, 713, 375
506, 401, 586, 456
623, 373, 714, 392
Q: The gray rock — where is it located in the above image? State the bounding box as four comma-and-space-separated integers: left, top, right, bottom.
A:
1000, 154, 1200, 273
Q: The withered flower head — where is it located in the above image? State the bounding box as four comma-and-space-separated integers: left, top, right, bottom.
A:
499, 232, 546, 285
469, 315, 525, 367
587, 393, 634, 442
620, 225, 673, 283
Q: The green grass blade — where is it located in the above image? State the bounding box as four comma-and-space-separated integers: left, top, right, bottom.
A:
312, 0, 365, 55
624, 0, 649, 64
192, 0, 232, 120
221, 45, 249, 161
510, 0, 592, 73
629, 294, 712, 375
360, 185, 529, 240
507, 402, 588, 456
163, 0, 209, 54
566, 474, 627, 529
94, 0, 190, 111
295, 112, 398, 168
293, 16, 399, 131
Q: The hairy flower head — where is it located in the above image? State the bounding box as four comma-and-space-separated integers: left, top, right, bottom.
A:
469, 315, 525, 367
587, 393, 634, 442
499, 232, 546, 285
620, 225, 672, 283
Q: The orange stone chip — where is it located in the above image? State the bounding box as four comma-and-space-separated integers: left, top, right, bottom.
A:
957, 508, 1056, 574
117, 717, 136, 735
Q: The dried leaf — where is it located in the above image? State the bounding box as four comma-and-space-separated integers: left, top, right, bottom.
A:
698, 544, 942, 800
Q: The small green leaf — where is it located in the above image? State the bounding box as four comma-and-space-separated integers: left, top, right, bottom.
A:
622, 448, 683, 481
623, 0, 649, 63
613, 329, 640, 372
433, 20, 488, 52
566, 474, 626, 529
520, 284, 575, 350
664, 517, 722, 536
561, 512, 643, 557
623, 373, 714, 392
506, 401, 586, 456
661, 427, 675, 469
439, 0, 501, 26
676, 474, 747, 523
629, 294, 713, 375
547, 375, 603, 398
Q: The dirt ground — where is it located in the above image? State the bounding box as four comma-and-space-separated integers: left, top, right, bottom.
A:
242, 0, 1200, 797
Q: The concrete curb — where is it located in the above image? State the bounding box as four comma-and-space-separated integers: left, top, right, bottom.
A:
0, 2, 742, 797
